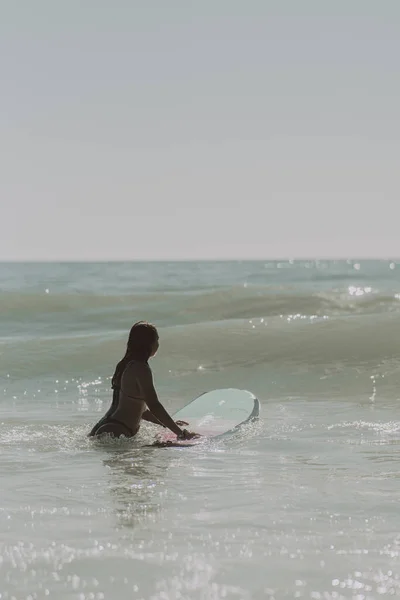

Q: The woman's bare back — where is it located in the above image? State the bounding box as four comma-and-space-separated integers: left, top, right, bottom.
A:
110, 361, 147, 432
89, 361, 148, 438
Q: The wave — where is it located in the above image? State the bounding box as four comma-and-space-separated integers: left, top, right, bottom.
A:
2, 311, 400, 379
1, 286, 400, 326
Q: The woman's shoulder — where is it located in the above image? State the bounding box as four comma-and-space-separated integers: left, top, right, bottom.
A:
123, 360, 151, 377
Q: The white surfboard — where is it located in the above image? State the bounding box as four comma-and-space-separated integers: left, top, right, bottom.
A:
153, 388, 260, 447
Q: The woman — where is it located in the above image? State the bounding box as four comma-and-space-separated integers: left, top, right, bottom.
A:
89, 321, 197, 440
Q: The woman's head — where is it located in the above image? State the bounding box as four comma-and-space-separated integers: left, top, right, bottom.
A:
126, 321, 159, 361
112, 321, 159, 389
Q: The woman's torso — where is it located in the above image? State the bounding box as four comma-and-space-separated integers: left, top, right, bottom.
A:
111, 361, 147, 430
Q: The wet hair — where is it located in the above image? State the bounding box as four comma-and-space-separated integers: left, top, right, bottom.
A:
111, 321, 158, 389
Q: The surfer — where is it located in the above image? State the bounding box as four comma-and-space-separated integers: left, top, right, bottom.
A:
88, 321, 198, 440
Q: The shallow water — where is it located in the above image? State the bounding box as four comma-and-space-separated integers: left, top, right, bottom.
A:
1, 260, 400, 599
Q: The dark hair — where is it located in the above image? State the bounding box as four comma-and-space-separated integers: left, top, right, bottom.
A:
111, 321, 158, 389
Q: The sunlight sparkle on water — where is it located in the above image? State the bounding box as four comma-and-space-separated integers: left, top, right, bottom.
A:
348, 286, 372, 296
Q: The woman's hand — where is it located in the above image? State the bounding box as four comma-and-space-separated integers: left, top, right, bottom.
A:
177, 429, 201, 440
175, 420, 189, 426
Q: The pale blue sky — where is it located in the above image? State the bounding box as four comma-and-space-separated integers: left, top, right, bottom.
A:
1, 1, 399, 259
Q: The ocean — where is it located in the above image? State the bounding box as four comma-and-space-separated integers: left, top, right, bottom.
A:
1, 260, 400, 599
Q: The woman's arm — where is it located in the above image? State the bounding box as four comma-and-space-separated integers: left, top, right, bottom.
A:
141, 410, 164, 426
136, 364, 184, 437
142, 410, 188, 427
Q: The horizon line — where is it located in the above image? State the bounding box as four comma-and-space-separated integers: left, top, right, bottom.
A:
1, 257, 399, 263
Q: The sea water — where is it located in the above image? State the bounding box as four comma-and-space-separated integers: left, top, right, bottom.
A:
1, 260, 400, 599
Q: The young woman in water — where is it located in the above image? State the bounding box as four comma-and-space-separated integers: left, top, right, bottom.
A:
89, 321, 198, 440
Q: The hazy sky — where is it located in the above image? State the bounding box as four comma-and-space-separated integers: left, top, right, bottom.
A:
1, 1, 399, 260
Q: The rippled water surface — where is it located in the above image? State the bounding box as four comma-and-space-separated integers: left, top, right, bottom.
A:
1, 260, 400, 599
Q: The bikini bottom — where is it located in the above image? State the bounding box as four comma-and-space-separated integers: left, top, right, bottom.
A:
90, 417, 136, 438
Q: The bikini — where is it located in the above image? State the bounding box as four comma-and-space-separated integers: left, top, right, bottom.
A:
96, 416, 136, 437
89, 387, 137, 437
